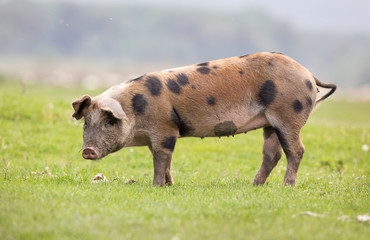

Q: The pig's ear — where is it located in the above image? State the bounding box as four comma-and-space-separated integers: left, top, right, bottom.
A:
99, 98, 127, 120
72, 95, 91, 120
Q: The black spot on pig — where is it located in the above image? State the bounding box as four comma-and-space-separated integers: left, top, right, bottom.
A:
293, 100, 303, 113
197, 67, 211, 74
214, 121, 237, 136
145, 76, 163, 96
239, 70, 244, 75
132, 94, 147, 115
171, 109, 181, 129
167, 79, 181, 94
180, 123, 195, 136
207, 96, 216, 106
128, 75, 144, 83
239, 54, 250, 58
271, 52, 284, 55
306, 97, 313, 107
197, 62, 209, 66
176, 73, 189, 86
258, 80, 277, 106
274, 128, 290, 154
162, 136, 177, 152
171, 109, 195, 136
305, 80, 313, 91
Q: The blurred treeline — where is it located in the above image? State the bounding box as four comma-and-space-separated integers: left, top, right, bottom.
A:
0, 1, 369, 88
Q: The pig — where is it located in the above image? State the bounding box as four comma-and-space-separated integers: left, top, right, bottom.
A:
72, 52, 336, 186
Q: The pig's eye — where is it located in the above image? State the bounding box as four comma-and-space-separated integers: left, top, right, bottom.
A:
105, 118, 118, 127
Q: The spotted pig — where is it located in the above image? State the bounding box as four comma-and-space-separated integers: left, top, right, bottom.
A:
72, 52, 336, 186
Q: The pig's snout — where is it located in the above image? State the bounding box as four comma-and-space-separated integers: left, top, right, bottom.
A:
82, 147, 98, 160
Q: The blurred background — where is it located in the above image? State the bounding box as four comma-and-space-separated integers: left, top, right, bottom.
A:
0, 0, 369, 96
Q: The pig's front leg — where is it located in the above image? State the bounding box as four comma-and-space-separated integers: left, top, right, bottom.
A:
149, 135, 177, 186
152, 150, 174, 186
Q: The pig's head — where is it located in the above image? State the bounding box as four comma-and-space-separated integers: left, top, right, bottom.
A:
72, 95, 132, 160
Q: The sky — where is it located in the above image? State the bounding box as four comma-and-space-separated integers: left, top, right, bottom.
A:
53, 0, 370, 35
1, 0, 369, 87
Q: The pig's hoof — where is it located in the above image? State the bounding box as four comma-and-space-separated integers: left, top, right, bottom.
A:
152, 179, 166, 187
165, 177, 174, 186
283, 180, 296, 186
152, 180, 174, 187
252, 175, 266, 186
166, 180, 174, 186
252, 181, 265, 186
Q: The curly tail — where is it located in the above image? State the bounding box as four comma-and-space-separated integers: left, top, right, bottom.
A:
314, 77, 337, 105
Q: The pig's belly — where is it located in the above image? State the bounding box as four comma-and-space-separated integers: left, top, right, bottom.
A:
183, 108, 270, 138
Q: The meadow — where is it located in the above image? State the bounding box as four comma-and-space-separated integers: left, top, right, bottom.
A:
0, 81, 369, 239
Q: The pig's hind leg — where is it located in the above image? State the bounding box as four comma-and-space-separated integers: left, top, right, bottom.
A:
267, 118, 305, 186
253, 127, 283, 185
274, 126, 305, 185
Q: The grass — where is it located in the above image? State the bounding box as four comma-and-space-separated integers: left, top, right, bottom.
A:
0, 81, 369, 240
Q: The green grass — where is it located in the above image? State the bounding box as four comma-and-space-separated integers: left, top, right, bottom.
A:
0, 82, 369, 240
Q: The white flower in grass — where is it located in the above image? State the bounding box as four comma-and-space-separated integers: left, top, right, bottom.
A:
362, 144, 369, 152
92, 173, 108, 183
357, 214, 370, 222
